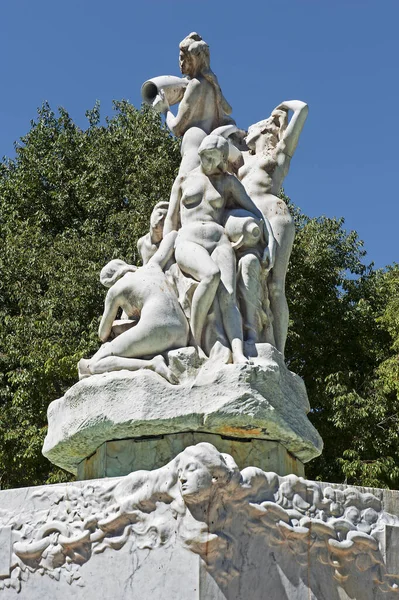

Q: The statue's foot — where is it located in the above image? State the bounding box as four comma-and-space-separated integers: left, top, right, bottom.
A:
78, 358, 92, 380
151, 355, 179, 385
232, 351, 250, 365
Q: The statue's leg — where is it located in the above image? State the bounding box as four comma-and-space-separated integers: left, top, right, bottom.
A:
83, 354, 177, 384
82, 313, 185, 382
237, 253, 262, 354
212, 242, 248, 364
203, 296, 231, 361
268, 215, 295, 357
175, 241, 220, 351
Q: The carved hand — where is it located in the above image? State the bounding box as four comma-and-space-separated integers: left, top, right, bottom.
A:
152, 89, 170, 114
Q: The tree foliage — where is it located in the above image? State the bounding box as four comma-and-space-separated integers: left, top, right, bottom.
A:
285, 198, 399, 488
0, 103, 398, 490
0, 101, 180, 488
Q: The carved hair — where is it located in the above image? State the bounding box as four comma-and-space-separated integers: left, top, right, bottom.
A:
247, 109, 288, 156
198, 134, 229, 171
151, 201, 169, 214
179, 32, 233, 119
180, 443, 240, 489
100, 259, 136, 288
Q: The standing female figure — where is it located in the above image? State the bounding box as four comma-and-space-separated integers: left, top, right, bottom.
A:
237, 100, 308, 356
164, 134, 268, 363
155, 32, 235, 175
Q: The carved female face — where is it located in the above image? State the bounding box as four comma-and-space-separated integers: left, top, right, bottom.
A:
179, 49, 195, 77
178, 454, 215, 503
245, 126, 261, 152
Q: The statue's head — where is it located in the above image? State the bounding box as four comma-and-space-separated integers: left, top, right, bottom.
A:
246, 109, 288, 153
100, 259, 137, 288
177, 443, 239, 505
198, 134, 229, 173
150, 201, 169, 231
179, 32, 210, 77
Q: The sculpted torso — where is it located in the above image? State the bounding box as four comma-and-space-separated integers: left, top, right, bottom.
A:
158, 32, 234, 144
238, 148, 292, 224
238, 150, 289, 198
79, 35, 311, 380
112, 265, 183, 321
177, 168, 229, 252
174, 77, 220, 137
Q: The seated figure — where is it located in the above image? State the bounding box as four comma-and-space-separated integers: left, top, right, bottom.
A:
78, 232, 189, 383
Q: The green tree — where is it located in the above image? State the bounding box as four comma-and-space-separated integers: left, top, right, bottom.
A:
285, 198, 399, 488
0, 101, 180, 488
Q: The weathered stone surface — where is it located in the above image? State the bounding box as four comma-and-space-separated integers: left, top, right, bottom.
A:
43, 344, 322, 474
77, 432, 305, 480
2, 443, 399, 598
0, 527, 11, 579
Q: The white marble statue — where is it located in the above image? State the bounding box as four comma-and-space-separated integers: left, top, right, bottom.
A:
78, 231, 189, 383
137, 200, 169, 264
163, 133, 270, 363
155, 31, 234, 138
211, 103, 308, 355
79, 36, 308, 382
152, 32, 236, 176
236, 101, 308, 355
139, 33, 308, 362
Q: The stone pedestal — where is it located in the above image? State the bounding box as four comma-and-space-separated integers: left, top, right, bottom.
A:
2, 465, 399, 599
42, 344, 322, 478
78, 432, 305, 479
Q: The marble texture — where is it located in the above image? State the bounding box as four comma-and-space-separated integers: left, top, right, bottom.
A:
137, 200, 170, 265
141, 75, 189, 108
43, 344, 322, 475
2, 444, 399, 598
77, 33, 311, 397
150, 32, 235, 138
136, 32, 308, 361
236, 100, 308, 356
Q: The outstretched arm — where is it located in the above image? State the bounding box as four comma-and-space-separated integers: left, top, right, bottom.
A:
154, 80, 202, 137
274, 100, 308, 158
163, 175, 183, 235
98, 289, 120, 342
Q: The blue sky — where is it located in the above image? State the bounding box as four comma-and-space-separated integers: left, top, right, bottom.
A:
1, 0, 398, 269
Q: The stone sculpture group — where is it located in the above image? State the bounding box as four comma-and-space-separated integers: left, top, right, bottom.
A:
5, 30, 399, 600
78, 31, 308, 382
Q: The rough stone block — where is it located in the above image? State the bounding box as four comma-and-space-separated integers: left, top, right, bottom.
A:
43, 344, 322, 474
